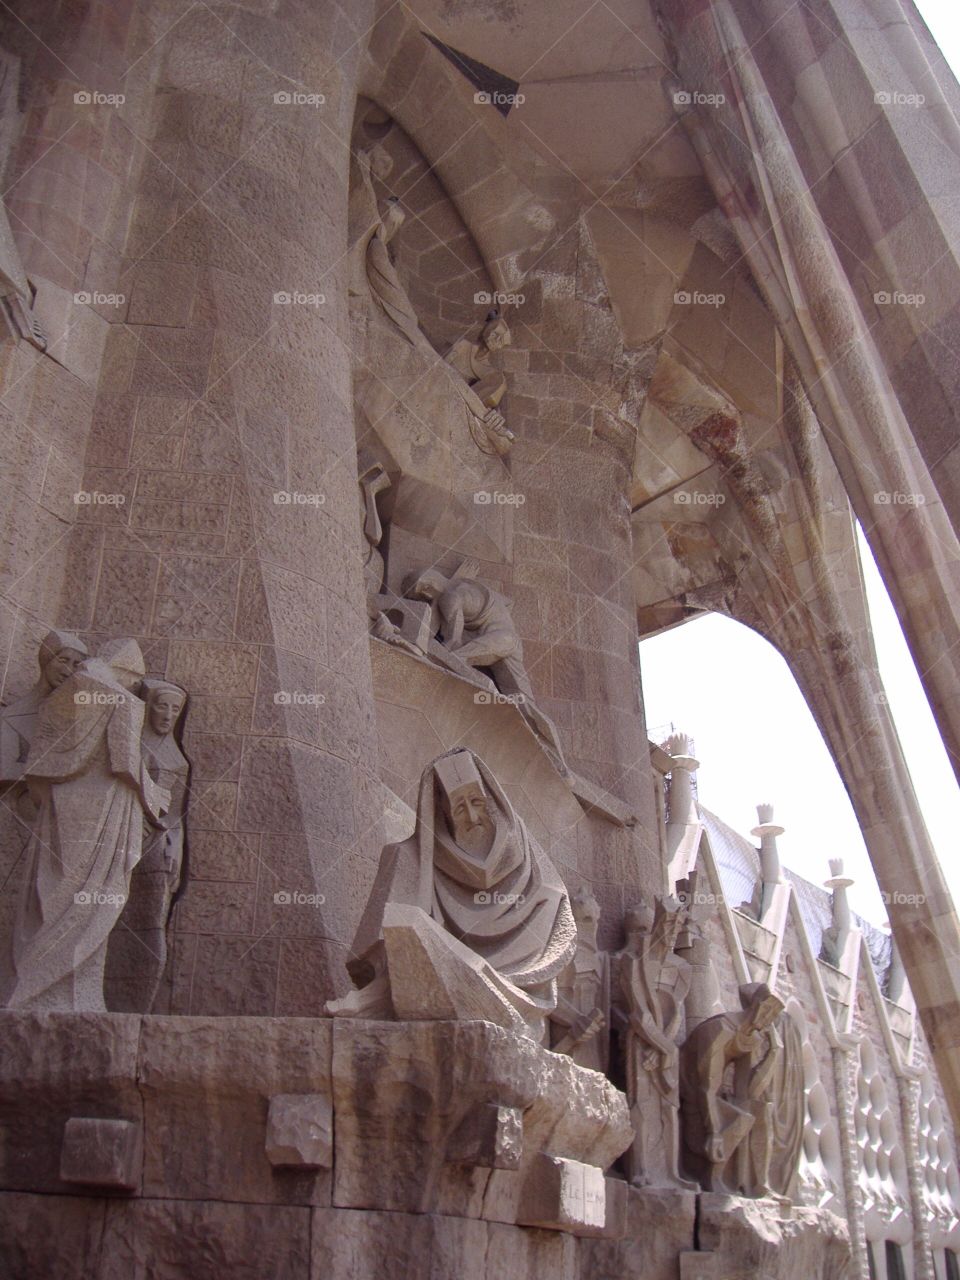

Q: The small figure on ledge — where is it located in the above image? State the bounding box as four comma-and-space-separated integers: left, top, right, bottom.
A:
551, 888, 609, 1072
446, 310, 515, 456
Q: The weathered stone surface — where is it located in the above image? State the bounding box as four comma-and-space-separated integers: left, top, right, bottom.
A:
0, 1012, 142, 1193
446, 1104, 523, 1171
580, 1187, 697, 1280
138, 1015, 333, 1205
265, 1094, 333, 1169
330, 1019, 631, 1215
60, 1117, 142, 1191
0, 1192, 108, 1280
516, 1153, 606, 1234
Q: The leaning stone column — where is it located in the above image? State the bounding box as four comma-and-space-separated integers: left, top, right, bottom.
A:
897, 1069, 935, 1280
833, 1038, 870, 1280
31, 0, 383, 1014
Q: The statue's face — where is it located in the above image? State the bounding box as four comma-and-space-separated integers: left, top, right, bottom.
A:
483, 319, 511, 352
383, 200, 405, 241
442, 782, 495, 857
148, 691, 185, 736
43, 647, 85, 690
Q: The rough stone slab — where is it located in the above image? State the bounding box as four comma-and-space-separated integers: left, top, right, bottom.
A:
0, 1191, 107, 1279
446, 1104, 523, 1170
580, 1186, 697, 1280
0, 1011, 142, 1193
679, 1254, 719, 1278
98, 1199, 311, 1280
60, 1117, 142, 1191
138, 1015, 333, 1205
696, 1195, 851, 1280
311, 1208, 489, 1280
331, 1019, 631, 1216
266, 1094, 333, 1169
516, 1153, 605, 1233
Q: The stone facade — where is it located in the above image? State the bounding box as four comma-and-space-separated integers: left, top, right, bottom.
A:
0, 0, 959, 1276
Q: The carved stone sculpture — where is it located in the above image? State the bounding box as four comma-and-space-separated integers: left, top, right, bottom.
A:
105, 678, 189, 1012
679, 982, 790, 1195
326, 748, 576, 1040
446, 310, 516, 456
402, 567, 569, 775
0, 629, 88, 785
551, 888, 610, 1072
4, 639, 170, 1012
613, 896, 695, 1189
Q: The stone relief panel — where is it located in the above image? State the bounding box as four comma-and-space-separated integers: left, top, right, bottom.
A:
854, 1038, 911, 1231
917, 1067, 960, 1240
791, 1001, 844, 1213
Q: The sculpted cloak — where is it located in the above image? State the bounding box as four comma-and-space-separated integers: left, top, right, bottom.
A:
6, 660, 168, 1010
349, 751, 576, 1011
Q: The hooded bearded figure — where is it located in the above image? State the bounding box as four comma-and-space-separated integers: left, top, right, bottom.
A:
329, 749, 576, 1037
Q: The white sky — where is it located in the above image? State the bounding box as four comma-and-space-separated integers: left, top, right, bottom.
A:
639, 0, 960, 925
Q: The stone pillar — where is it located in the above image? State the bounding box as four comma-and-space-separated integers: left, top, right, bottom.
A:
664, 731, 700, 886
833, 1040, 870, 1280
751, 802, 783, 920
897, 1070, 935, 1280
0, 0, 383, 1015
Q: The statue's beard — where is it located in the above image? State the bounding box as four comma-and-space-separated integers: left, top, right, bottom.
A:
452, 814, 496, 859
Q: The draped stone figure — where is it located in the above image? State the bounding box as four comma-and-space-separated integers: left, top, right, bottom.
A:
550, 888, 610, 1072
4, 640, 170, 1012
679, 982, 788, 1195
613, 896, 695, 1189
445, 311, 515, 456
402, 568, 569, 775
105, 679, 189, 1013
327, 749, 576, 1040
746, 1008, 805, 1198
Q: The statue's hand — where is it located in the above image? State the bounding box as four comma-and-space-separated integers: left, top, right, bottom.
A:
481, 407, 509, 436
707, 1135, 726, 1164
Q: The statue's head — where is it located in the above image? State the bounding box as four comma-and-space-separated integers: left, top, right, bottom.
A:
624, 898, 654, 946
142, 679, 187, 737
572, 888, 600, 946
481, 311, 511, 353
38, 629, 88, 691
99, 638, 146, 693
739, 982, 783, 1032
402, 567, 448, 602
382, 195, 405, 243
435, 751, 495, 858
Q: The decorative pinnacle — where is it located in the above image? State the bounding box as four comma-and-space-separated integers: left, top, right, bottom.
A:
824, 857, 854, 891
664, 730, 699, 772
751, 801, 784, 839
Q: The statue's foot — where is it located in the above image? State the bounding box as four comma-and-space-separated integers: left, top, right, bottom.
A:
324, 973, 392, 1019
